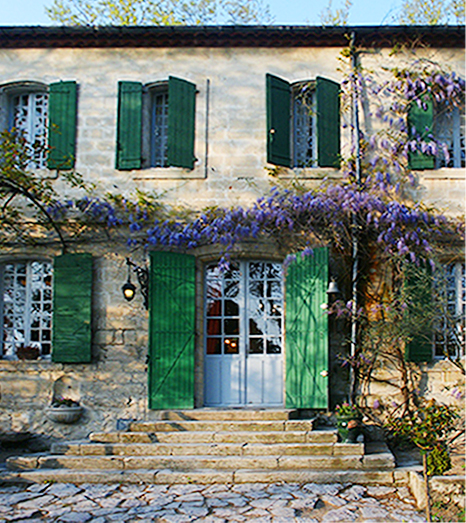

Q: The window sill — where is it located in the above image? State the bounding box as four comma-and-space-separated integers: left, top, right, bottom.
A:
0, 358, 53, 370
417, 168, 465, 180
131, 166, 206, 180
267, 165, 342, 179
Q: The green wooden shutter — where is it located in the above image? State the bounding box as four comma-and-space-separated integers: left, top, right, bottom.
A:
266, 73, 291, 167
167, 76, 196, 169
52, 253, 93, 363
285, 247, 329, 409
404, 263, 433, 362
116, 81, 143, 170
47, 81, 77, 170
148, 251, 196, 409
408, 96, 435, 170
316, 77, 340, 168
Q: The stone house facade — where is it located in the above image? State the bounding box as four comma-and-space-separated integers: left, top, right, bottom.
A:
0, 25, 464, 439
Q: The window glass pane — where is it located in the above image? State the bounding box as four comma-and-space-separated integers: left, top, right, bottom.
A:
266, 338, 282, 354
249, 337, 264, 354
224, 299, 239, 317
224, 338, 239, 354
1, 260, 53, 359
207, 318, 221, 335
224, 318, 239, 335
151, 90, 169, 167
206, 337, 221, 355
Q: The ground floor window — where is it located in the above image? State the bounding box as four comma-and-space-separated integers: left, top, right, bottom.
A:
434, 261, 465, 359
0, 260, 53, 360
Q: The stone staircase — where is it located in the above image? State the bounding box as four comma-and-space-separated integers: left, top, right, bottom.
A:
3, 410, 396, 485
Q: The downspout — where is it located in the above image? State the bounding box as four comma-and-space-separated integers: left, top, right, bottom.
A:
349, 31, 361, 404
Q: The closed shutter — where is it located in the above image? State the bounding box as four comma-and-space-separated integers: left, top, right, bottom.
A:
266, 73, 291, 167
116, 81, 143, 170
148, 251, 196, 409
168, 76, 196, 169
408, 96, 435, 170
47, 81, 77, 170
52, 253, 93, 363
316, 77, 340, 168
404, 263, 433, 362
285, 247, 328, 409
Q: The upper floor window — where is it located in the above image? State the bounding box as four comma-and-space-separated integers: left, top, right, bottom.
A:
266, 74, 340, 169
10, 88, 49, 169
116, 76, 196, 171
434, 106, 465, 168
0, 260, 53, 360
434, 262, 465, 359
1, 81, 78, 171
408, 96, 465, 170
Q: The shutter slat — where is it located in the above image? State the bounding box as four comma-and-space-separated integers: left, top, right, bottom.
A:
148, 251, 196, 409
285, 248, 328, 409
266, 73, 291, 167
47, 81, 77, 170
52, 253, 93, 363
408, 96, 435, 170
316, 77, 340, 168
168, 76, 196, 169
116, 81, 143, 170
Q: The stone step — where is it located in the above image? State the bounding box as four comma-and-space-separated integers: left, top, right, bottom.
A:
128, 419, 314, 433
89, 429, 334, 445
51, 441, 364, 457
150, 409, 299, 421
7, 452, 394, 472
0, 467, 397, 486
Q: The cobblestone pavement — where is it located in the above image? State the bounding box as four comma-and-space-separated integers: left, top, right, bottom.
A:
0, 481, 428, 522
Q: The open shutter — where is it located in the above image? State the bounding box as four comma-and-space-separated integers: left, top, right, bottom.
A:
316, 77, 340, 168
148, 251, 195, 409
47, 81, 77, 170
285, 247, 328, 409
404, 263, 433, 362
408, 96, 435, 170
266, 73, 291, 167
167, 76, 196, 169
52, 253, 93, 363
116, 81, 143, 170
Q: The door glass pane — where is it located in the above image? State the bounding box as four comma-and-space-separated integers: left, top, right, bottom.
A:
224, 318, 239, 335
249, 337, 264, 354
224, 337, 239, 354
207, 337, 221, 355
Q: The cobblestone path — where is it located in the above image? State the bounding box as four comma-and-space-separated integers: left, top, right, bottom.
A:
0, 481, 428, 522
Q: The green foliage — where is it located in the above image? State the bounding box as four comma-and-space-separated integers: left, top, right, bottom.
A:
385, 398, 459, 466
45, 0, 273, 25
395, 0, 465, 24
0, 129, 86, 250
319, 0, 352, 26
427, 442, 451, 476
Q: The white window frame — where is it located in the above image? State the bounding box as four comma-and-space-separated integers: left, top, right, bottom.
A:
434, 105, 465, 169
291, 81, 317, 168
0, 260, 53, 360
434, 261, 465, 359
5, 83, 49, 169
141, 82, 169, 169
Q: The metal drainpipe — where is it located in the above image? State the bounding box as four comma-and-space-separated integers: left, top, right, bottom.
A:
349, 31, 361, 405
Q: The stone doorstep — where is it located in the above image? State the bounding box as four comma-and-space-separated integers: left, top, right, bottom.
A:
52, 441, 363, 457
7, 453, 392, 472
89, 429, 337, 444
0, 467, 397, 486
128, 419, 315, 433
153, 409, 299, 421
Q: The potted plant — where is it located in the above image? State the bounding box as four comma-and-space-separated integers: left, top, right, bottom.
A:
335, 402, 362, 443
46, 397, 83, 424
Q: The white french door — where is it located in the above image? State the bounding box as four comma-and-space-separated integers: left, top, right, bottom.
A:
204, 261, 284, 407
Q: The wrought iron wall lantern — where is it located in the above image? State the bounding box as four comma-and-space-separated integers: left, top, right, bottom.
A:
121, 258, 149, 310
